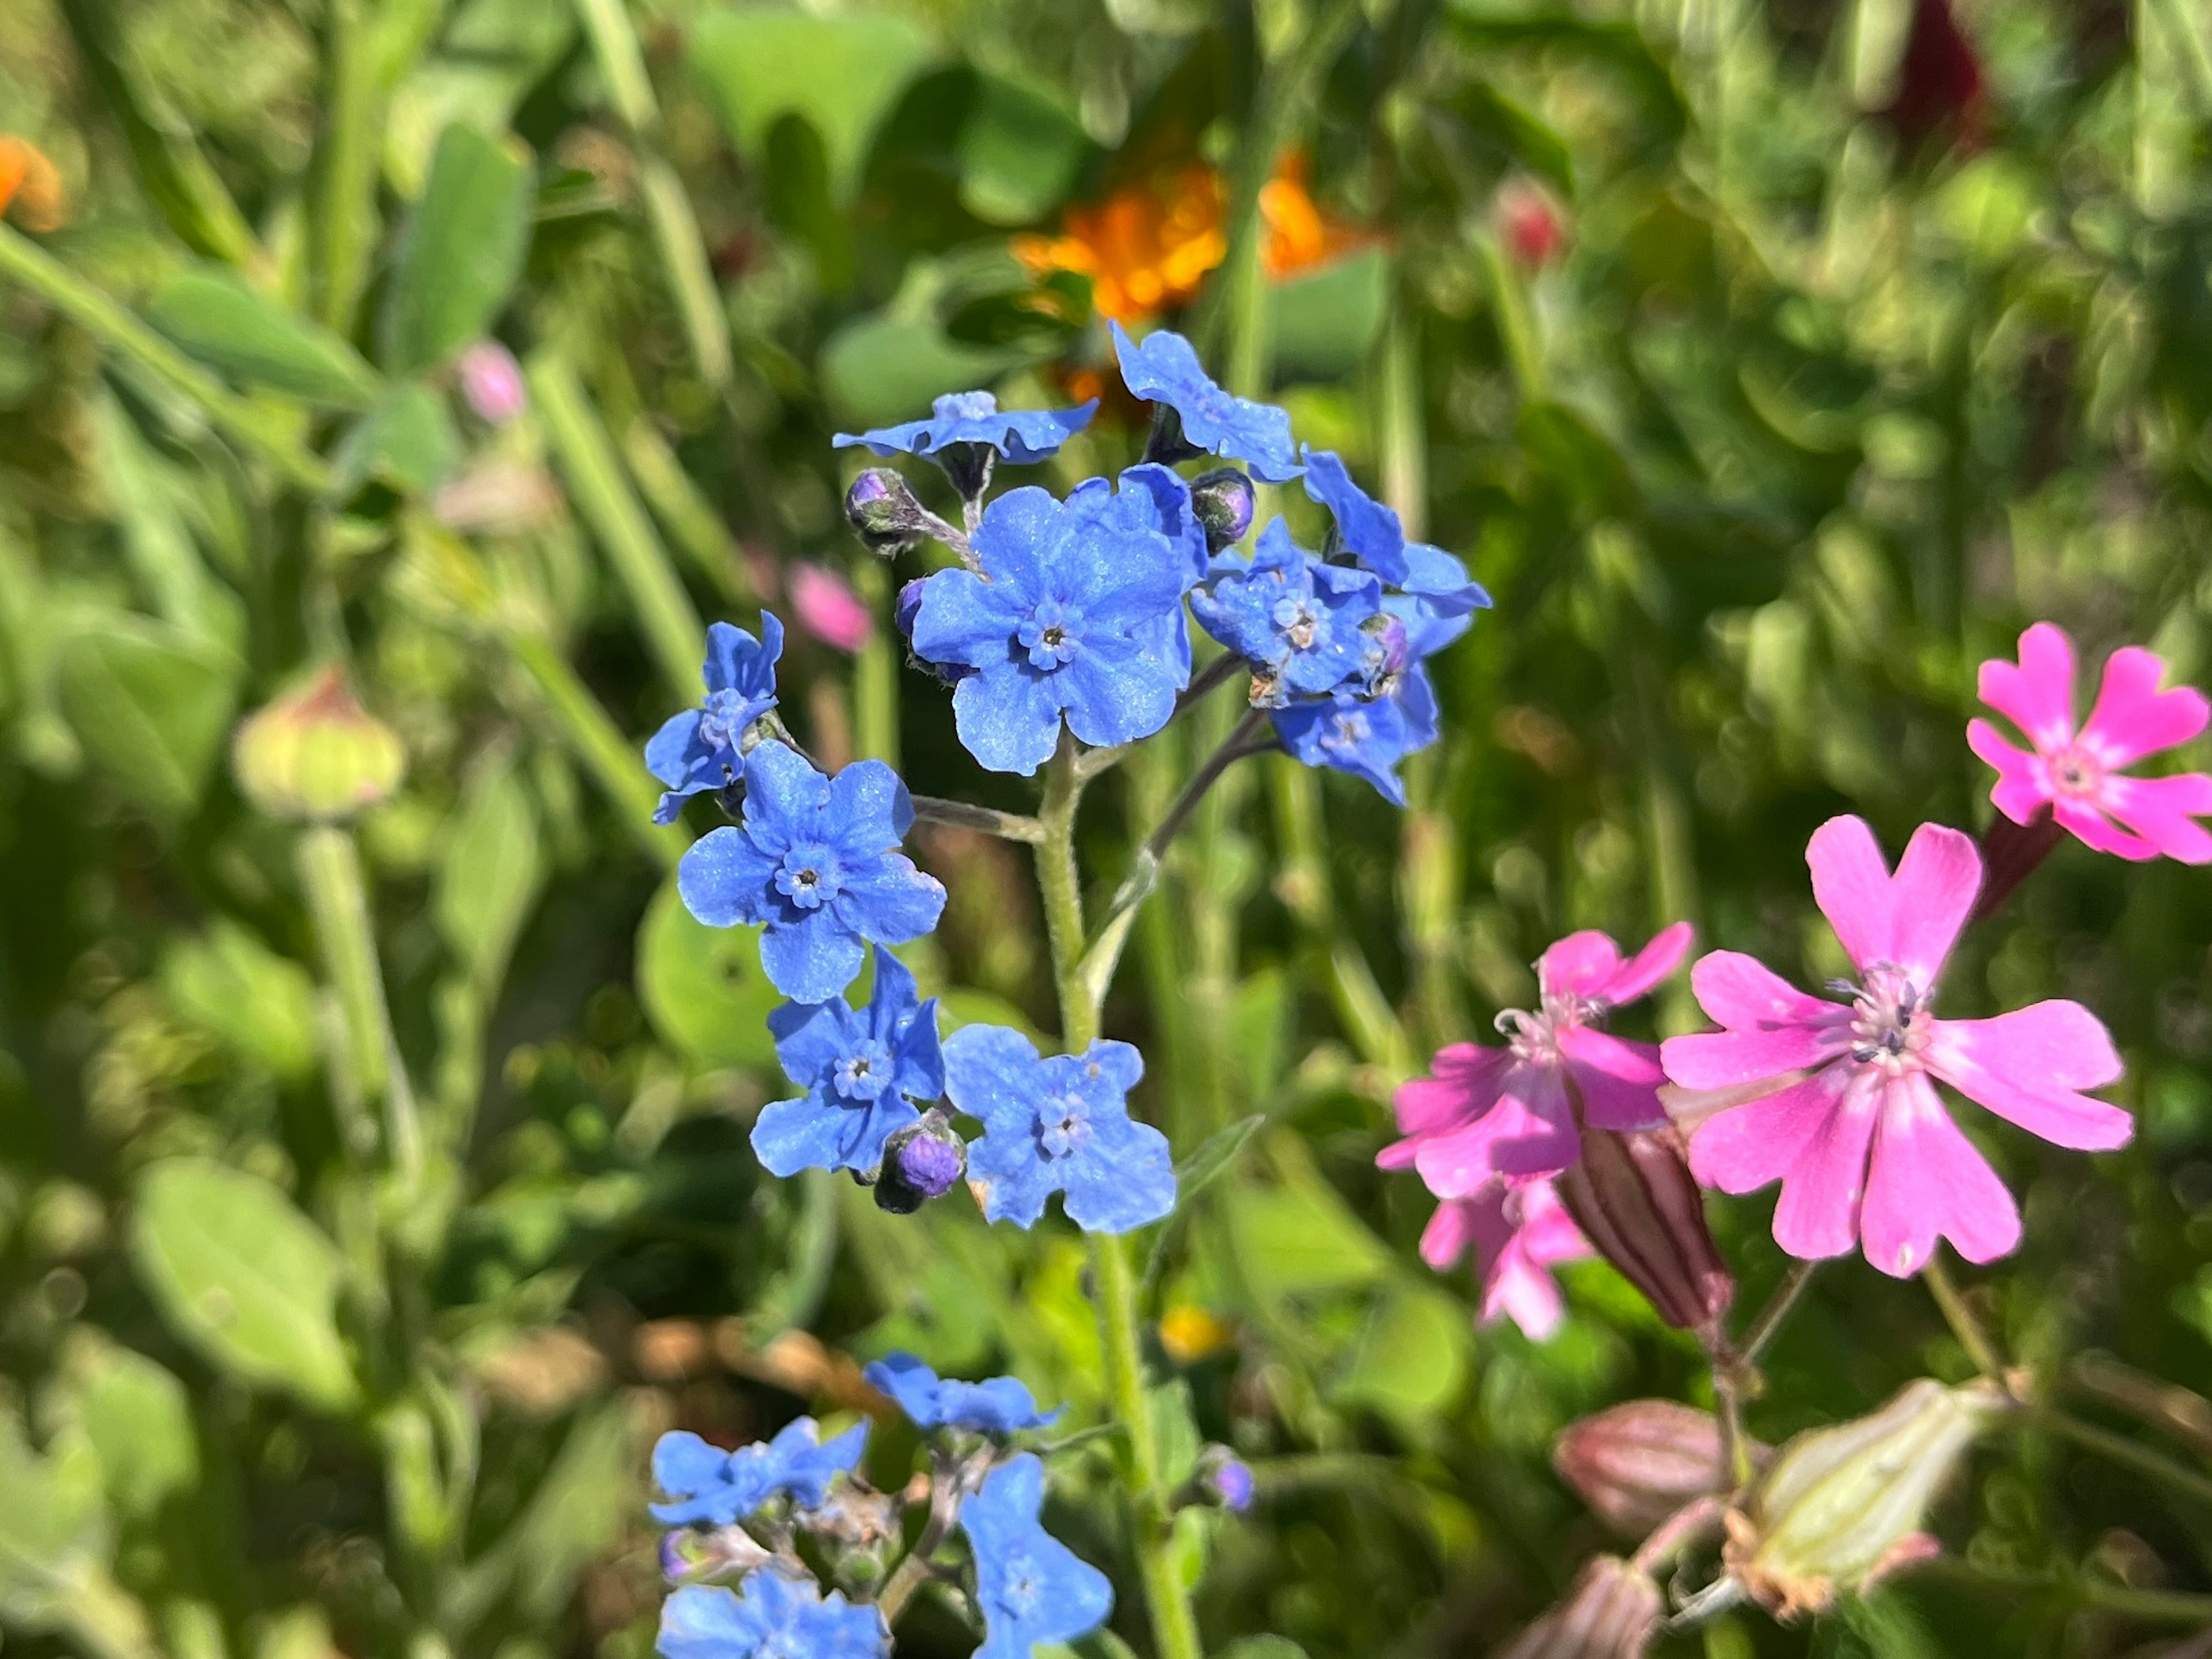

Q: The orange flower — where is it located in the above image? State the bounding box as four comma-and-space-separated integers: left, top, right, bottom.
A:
1016, 152, 1362, 324
0, 137, 66, 233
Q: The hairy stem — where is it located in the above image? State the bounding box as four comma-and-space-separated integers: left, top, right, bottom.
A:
1033, 740, 1205, 1659
1921, 1255, 2009, 1382
911, 794, 1044, 843
298, 825, 421, 1185
1738, 1260, 1818, 1367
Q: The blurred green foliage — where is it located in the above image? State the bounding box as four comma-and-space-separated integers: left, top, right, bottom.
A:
1, 0, 2211, 1656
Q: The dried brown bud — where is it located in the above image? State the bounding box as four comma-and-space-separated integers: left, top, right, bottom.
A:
1557, 1127, 1733, 1335
1493, 1556, 1660, 1659
1554, 1401, 1766, 1537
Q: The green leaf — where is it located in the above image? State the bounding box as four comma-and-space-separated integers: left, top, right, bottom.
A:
1224, 1138, 1391, 1300
55, 612, 239, 817
503, 1402, 637, 1619
147, 266, 381, 408
435, 756, 544, 990
382, 124, 534, 375
1330, 1281, 1471, 1433
959, 73, 1089, 225
1271, 247, 1389, 384
0, 1409, 110, 1627
635, 872, 781, 1071
51, 1332, 200, 1521
128, 1159, 359, 1414
818, 314, 1024, 433
160, 921, 320, 1081
335, 382, 462, 497
688, 7, 935, 203
1175, 1115, 1266, 1205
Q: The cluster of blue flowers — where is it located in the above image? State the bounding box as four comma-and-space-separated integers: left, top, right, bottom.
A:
650, 1358, 1109, 1659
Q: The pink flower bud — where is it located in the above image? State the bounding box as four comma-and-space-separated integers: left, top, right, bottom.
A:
458, 340, 527, 425
1493, 1556, 1660, 1659
1497, 179, 1568, 269
789, 562, 874, 655
1554, 1402, 1764, 1537
1556, 1127, 1733, 1335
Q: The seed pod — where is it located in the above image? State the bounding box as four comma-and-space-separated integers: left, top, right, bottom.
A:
1556, 1127, 1733, 1335
1554, 1401, 1764, 1537
232, 668, 406, 824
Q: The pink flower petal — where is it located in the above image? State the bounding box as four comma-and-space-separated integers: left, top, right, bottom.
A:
1560, 1027, 1669, 1132
789, 563, 875, 654
2052, 796, 2158, 861
1687, 1064, 1847, 1192
1978, 622, 2077, 752
1589, 920, 1695, 1005
1806, 815, 1897, 973
1689, 1065, 1874, 1262
1924, 1004, 2130, 1151
1484, 1063, 1582, 1179
2101, 773, 2212, 864
1859, 1072, 2020, 1277
1390, 1043, 1509, 1137
1688, 949, 1835, 1029
1412, 1084, 1567, 1197
1967, 718, 2051, 824
1661, 1022, 1848, 1090
1419, 1198, 1475, 1270
1537, 930, 1623, 1001
1885, 821, 1980, 987
2080, 646, 2208, 768
1476, 1180, 1588, 1340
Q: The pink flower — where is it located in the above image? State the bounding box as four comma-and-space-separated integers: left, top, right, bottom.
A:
458, 340, 527, 425
789, 562, 874, 655
1968, 622, 2212, 863
1419, 1178, 1589, 1341
1380, 924, 1694, 1185
1661, 816, 2130, 1278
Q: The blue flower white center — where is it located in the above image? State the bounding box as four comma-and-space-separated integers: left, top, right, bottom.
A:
1018, 601, 1080, 669
834, 1039, 894, 1102
698, 686, 759, 751
1836, 963, 1931, 1075
775, 842, 844, 909
1272, 592, 1325, 652
1322, 709, 1372, 752
997, 1549, 1043, 1616
935, 390, 998, 421
1036, 1093, 1089, 1159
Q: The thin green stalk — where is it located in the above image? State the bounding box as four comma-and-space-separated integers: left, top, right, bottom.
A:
1033, 743, 1204, 1659
851, 558, 899, 768
502, 631, 688, 868
1919, 1556, 2212, 1623
2030, 1407, 2212, 1510
315, 0, 381, 336
529, 351, 705, 703
623, 416, 753, 602
0, 226, 331, 493
298, 824, 422, 1184
1922, 1255, 2008, 1382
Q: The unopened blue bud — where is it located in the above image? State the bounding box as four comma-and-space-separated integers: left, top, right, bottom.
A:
874, 1108, 966, 1214
1188, 468, 1255, 551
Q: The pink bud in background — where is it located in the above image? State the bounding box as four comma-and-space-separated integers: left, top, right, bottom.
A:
459, 340, 527, 425
1493, 1556, 1660, 1659
1497, 179, 1569, 269
1554, 1401, 1761, 1537
790, 562, 874, 655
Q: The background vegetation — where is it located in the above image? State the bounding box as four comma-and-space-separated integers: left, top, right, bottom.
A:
1, 0, 2210, 1654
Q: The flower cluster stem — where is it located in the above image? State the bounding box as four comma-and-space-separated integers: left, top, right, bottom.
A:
1034, 740, 1206, 1659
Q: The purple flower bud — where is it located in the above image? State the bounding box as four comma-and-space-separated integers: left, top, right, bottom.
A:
874, 1109, 966, 1214
458, 340, 527, 425
844, 467, 931, 555
659, 1531, 691, 1583
1188, 467, 1256, 551
1209, 1457, 1254, 1512
894, 577, 928, 641
1362, 612, 1411, 688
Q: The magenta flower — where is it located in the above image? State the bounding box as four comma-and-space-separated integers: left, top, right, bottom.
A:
789, 562, 876, 655
1968, 622, 2212, 863
1419, 1177, 1589, 1341
1661, 816, 2130, 1278
1380, 923, 1694, 1184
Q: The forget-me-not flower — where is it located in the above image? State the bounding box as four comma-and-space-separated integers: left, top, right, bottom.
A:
677, 742, 946, 1004
945, 1025, 1176, 1232
1301, 448, 1492, 625
1192, 518, 1381, 705
1274, 660, 1441, 807
1112, 323, 1302, 483
649, 1418, 869, 1526
646, 618, 785, 824
657, 1575, 887, 1659
862, 1353, 1063, 1434
961, 1453, 1113, 1659
834, 391, 1095, 499
908, 481, 1195, 775
755, 947, 944, 1179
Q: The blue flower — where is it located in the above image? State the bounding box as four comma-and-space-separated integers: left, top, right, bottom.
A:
1191, 518, 1381, 704
1300, 448, 1492, 626
657, 1575, 886, 1659
833, 391, 1096, 468
908, 482, 1194, 775
961, 1453, 1113, 1659
649, 1418, 870, 1526
945, 1025, 1176, 1232
677, 742, 947, 1004
645, 618, 785, 824
862, 1353, 1064, 1434
1112, 323, 1302, 483
1272, 659, 1441, 807
755, 948, 944, 1179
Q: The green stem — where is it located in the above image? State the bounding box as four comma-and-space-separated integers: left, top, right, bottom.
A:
2029, 1407, 2212, 1510
1737, 1259, 1817, 1368
529, 351, 706, 703
1033, 741, 1204, 1659
0, 226, 331, 493
1921, 1255, 2008, 1382
623, 415, 753, 603
501, 630, 687, 868
315, 0, 381, 336
851, 558, 899, 769
298, 824, 422, 1184
1918, 1556, 2212, 1624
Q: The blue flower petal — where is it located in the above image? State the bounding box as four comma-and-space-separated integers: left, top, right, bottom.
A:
1111, 323, 1301, 483
964, 1454, 1113, 1659
1062, 643, 1184, 749
1062, 1112, 1176, 1233
861, 1353, 945, 1424
831, 854, 945, 945
832, 392, 1096, 467
769, 997, 859, 1085
677, 827, 777, 928
758, 904, 869, 1005
950, 667, 1066, 776
742, 740, 830, 831
823, 759, 915, 848
911, 567, 1024, 671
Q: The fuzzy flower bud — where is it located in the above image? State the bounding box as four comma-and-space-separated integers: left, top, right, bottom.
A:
1494, 1555, 1660, 1659
1554, 1402, 1763, 1539
659, 1523, 772, 1584
232, 668, 406, 823
1724, 1377, 2006, 1617
874, 1108, 966, 1214
1188, 467, 1256, 551
1556, 1127, 1733, 1336
844, 468, 930, 556
1209, 1456, 1254, 1512
457, 340, 527, 424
